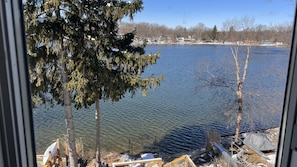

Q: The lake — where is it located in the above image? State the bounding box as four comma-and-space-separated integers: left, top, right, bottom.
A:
33, 45, 290, 157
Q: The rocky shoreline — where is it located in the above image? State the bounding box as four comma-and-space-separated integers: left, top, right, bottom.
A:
37, 127, 280, 167
87, 127, 280, 167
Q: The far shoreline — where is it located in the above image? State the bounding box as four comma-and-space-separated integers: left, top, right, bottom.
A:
145, 42, 289, 48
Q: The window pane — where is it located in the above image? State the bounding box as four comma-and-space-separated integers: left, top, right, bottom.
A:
23, 0, 296, 166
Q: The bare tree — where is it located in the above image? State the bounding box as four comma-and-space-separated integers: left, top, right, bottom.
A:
254, 24, 267, 42
222, 18, 239, 42
271, 23, 293, 45
232, 46, 250, 143
119, 18, 292, 45
175, 25, 188, 38
239, 16, 255, 31
189, 23, 206, 40
196, 45, 285, 143
239, 16, 255, 41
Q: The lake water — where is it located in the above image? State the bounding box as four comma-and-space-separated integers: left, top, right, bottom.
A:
33, 45, 290, 157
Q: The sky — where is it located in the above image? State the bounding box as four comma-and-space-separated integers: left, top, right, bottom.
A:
124, 0, 296, 30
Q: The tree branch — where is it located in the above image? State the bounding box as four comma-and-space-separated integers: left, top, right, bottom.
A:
231, 46, 240, 85
242, 46, 250, 83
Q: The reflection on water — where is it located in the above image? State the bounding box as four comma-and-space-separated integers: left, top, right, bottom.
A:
33, 45, 289, 156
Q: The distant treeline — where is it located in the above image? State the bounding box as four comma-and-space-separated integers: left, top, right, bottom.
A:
119, 16, 293, 45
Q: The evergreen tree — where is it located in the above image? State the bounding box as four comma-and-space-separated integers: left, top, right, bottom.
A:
211, 25, 218, 41
24, 0, 162, 166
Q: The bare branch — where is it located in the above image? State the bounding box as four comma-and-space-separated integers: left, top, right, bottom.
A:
231, 46, 240, 85
242, 46, 250, 83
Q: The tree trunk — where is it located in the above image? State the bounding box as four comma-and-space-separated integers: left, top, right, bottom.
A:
61, 56, 78, 167
95, 99, 101, 167
234, 93, 243, 143
56, 1, 78, 165
232, 46, 250, 143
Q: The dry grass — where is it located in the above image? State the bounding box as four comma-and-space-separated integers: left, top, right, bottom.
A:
60, 134, 85, 158
206, 129, 220, 151
208, 127, 279, 167
87, 151, 126, 167
241, 145, 273, 167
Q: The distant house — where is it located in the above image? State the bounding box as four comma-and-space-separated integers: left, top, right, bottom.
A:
261, 39, 273, 45
176, 37, 184, 44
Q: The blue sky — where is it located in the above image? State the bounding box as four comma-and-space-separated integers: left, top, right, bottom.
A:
126, 0, 295, 30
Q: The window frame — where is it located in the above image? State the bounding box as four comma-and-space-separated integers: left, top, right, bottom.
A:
0, 0, 36, 166
0, 0, 297, 167
276, 4, 297, 167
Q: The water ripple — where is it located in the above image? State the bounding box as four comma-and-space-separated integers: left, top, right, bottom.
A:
34, 45, 287, 156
